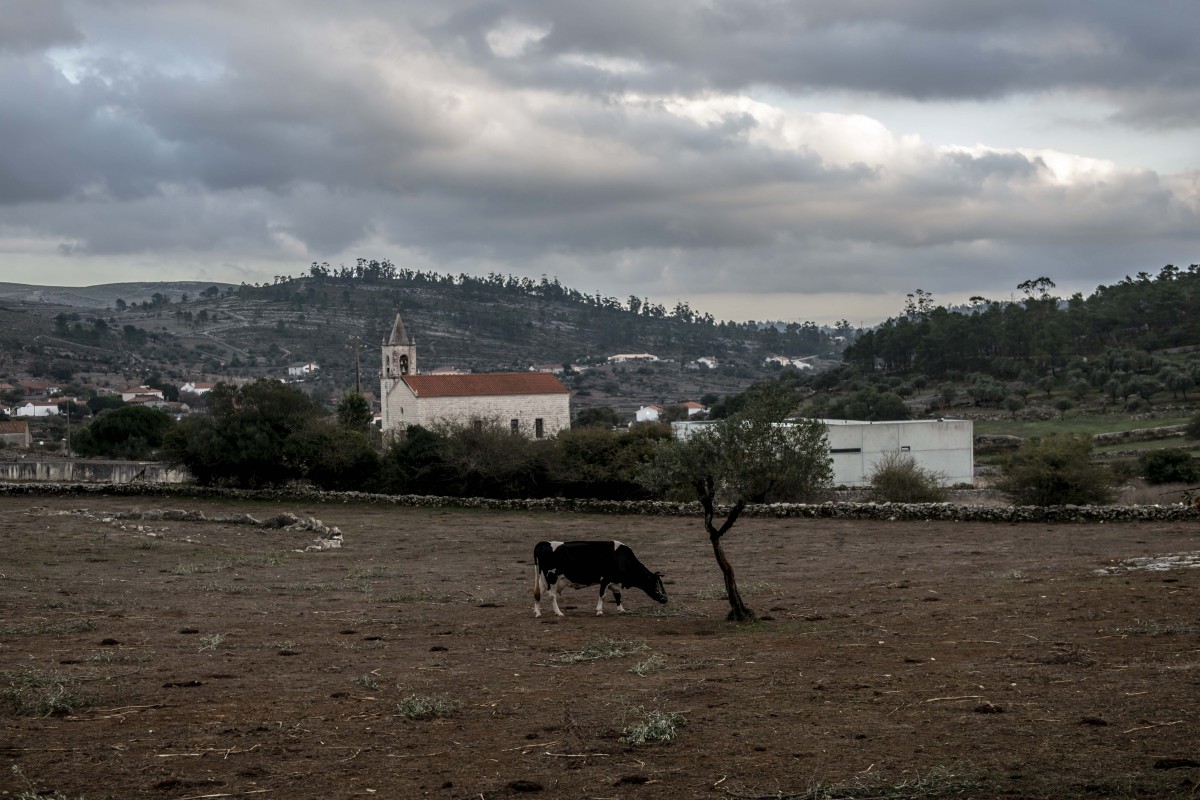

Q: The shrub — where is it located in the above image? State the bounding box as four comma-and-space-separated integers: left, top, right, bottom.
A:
1139, 449, 1200, 485
71, 406, 174, 459
995, 434, 1116, 506
867, 450, 949, 502
1186, 410, 1200, 440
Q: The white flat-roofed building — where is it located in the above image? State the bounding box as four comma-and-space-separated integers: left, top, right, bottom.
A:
671, 417, 974, 487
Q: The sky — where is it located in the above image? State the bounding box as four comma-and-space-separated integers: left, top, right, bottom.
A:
2, 1, 1198, 326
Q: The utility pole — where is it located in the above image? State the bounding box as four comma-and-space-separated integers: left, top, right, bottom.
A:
351, 336, 361, 394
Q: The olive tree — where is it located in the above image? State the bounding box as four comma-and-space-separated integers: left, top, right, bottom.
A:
639, 387, 832, 621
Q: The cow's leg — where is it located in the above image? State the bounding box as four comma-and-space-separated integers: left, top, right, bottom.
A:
533, 568, 544, 617
549, 576, 565, 617
611, 584, 625, 613
596, 580, 609, 615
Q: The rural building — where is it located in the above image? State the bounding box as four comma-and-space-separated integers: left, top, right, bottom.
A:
379, 314, 570, 439
764, 355, 814, 370
636, 405, 663, 422
180, 381, 216, 395
671, 417, 975, 488
13, 401, 61, 417
0, 420, 32, 448
287, 361, 320, 377
681, 401, 708, 417
607, 353, 659, 363
121, 386, 164, 402
18, 379, 59, 395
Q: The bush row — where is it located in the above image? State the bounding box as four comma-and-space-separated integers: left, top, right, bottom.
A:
4, 481, 1197, 523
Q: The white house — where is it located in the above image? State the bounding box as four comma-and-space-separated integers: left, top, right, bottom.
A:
14, 401, 61, 417
635, 405, 663, 422
764, 355, 814, 370
608, 353, 659, 363
379, 314, 570, 439
180, 381, 216, 395
287, 361, 320, 377
671, 417, 974, 488
681, 401, 708, 417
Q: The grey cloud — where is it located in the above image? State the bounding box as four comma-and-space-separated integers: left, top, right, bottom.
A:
444, 0, 1200, 126
0, 58, 169, 204
0, 0, 80, 53
0, 0, 1197, 318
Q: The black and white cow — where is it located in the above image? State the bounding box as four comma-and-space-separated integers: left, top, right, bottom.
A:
533, 540, 668, 617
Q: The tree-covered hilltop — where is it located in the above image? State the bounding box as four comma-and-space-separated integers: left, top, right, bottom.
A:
291, 258, 842, 364
843, 266, 1200, 379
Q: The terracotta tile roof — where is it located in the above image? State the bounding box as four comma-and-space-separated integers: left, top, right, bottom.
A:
403, 372, 569, 398
0, 420, 29, 434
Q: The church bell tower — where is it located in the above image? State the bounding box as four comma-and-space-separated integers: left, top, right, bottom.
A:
382, 313, 417, 379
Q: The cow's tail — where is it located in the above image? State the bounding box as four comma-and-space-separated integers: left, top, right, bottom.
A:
532, 553, 542, 601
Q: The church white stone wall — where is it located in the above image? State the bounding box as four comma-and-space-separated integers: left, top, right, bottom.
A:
379, 314, 571, 438
383, 383, 569, 437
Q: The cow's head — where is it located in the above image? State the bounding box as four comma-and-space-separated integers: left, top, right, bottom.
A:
650, 571, 668, 604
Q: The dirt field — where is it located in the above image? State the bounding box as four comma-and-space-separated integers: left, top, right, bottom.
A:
2, 494, 1199, 799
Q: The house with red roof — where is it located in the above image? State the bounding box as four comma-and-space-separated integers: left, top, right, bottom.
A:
379, 314, 570, 439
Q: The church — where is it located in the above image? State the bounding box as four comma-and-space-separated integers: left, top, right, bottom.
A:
379, 314, 571, 438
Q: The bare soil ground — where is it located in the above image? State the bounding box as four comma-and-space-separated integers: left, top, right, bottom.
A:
2, 494, 1199, 799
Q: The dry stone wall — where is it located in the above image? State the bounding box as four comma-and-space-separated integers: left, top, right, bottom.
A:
3, 482, 1197, 524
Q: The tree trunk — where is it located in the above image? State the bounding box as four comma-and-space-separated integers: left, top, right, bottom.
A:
710, 533, 755, 622
699, 493, 755, 622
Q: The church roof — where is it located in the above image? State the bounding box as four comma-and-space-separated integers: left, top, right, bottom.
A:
387, 314, 412, 345
403, 372, 569, 398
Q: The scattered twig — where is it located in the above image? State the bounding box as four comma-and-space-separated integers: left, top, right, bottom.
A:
176, 790, 272, 800
157, 745, 260, 758
924, 695, 983, 703
543, 751, 610, 758
501, 740, 562, 751
90, 703, 165, 713
1124, 720, 1182, 734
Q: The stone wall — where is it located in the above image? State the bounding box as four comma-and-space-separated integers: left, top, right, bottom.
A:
2, 481, 1196, 523
0, 461, 190, 484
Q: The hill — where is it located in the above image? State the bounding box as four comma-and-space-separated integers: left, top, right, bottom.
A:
0, 268, 840, 417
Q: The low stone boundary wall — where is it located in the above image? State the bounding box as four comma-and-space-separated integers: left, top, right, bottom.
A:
1092, 425, 1186, 445
0, 460, 190, 483
2, 481, 1197, 524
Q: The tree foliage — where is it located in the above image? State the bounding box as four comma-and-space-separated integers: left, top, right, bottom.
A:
844, 266, 1200, 379
336, 392, 373, 433
71, 406, 175, 460
551, 424, 671, 499
639, 385, 832, 621
162, 379, 334, 487
994, 434, 1116, 506
1139, 449, 1200, 486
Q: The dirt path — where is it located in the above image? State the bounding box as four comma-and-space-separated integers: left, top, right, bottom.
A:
2, 495, 1198, 799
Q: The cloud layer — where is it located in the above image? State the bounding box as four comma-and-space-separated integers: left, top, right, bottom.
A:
2, 0, 1198, 322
